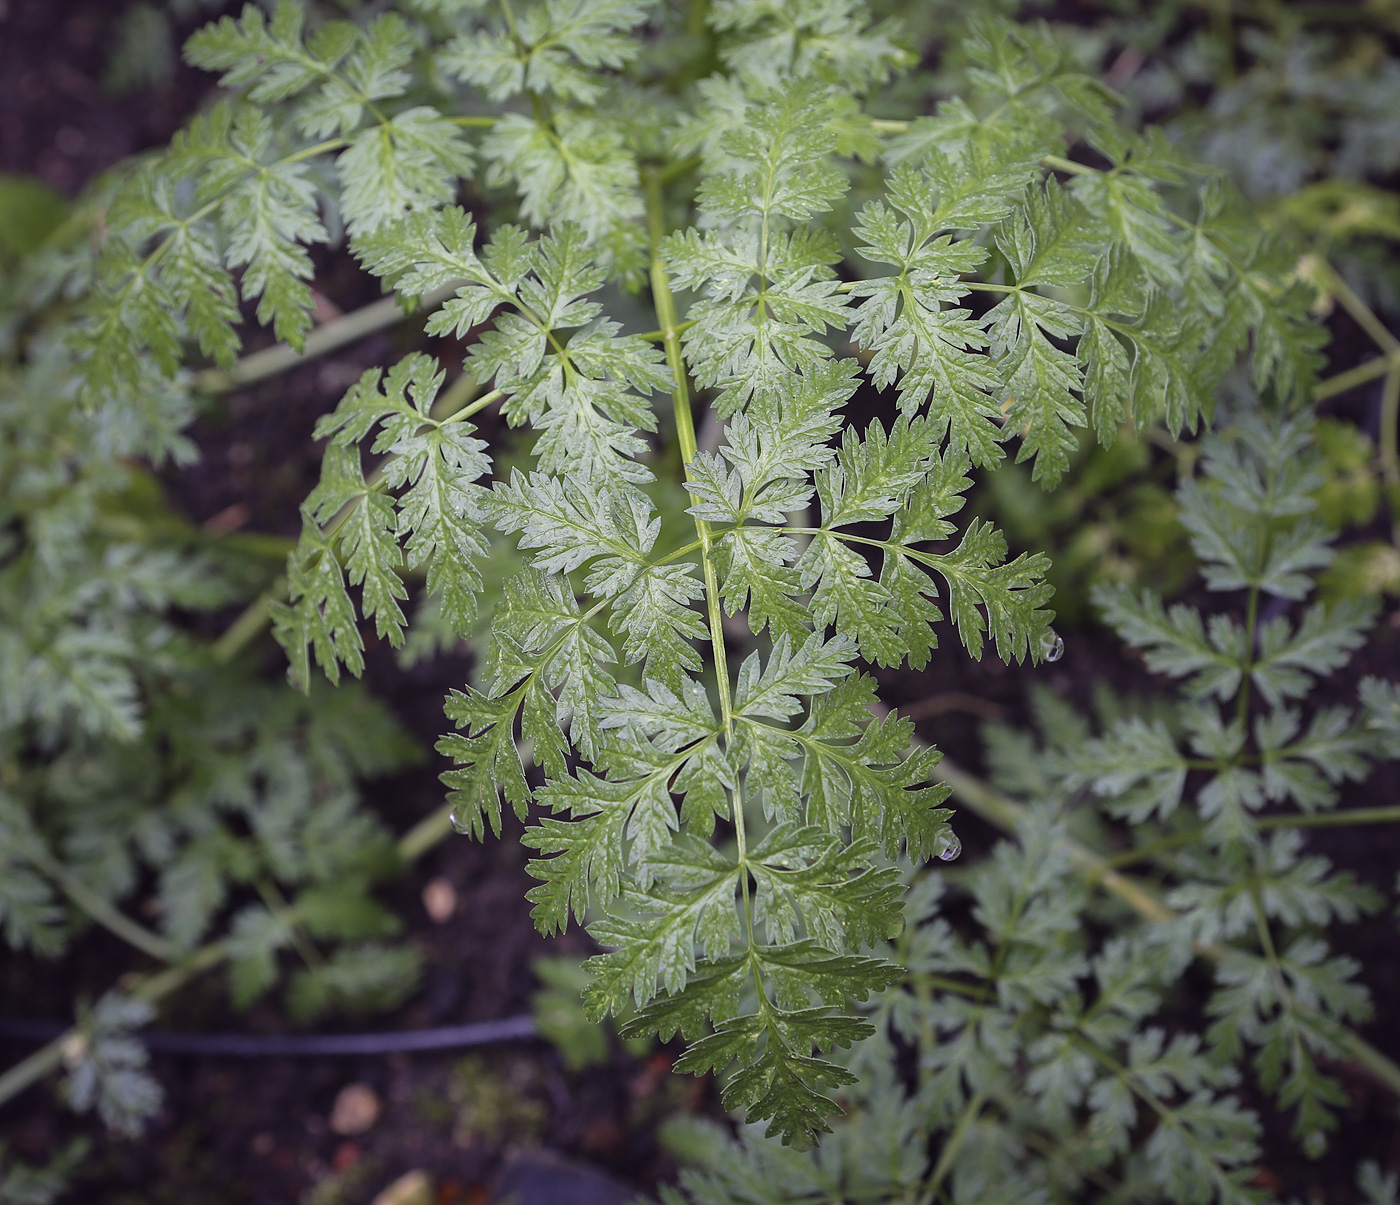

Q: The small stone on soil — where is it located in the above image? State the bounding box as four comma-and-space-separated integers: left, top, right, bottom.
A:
422, 877, 457, 923
329, 1083, 382, 1136
490, 1151, 634, 1205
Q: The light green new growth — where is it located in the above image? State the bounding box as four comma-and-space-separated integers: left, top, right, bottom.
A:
74, 0, 1330, 1149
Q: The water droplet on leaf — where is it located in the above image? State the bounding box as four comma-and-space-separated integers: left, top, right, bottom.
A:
938, 835, 962, 862
449, 808, 472, 835
1039, 630, 1064, 663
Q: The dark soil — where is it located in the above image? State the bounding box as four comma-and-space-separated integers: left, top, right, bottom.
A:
0, 0, 212, 192
2, 0, 1400, 1202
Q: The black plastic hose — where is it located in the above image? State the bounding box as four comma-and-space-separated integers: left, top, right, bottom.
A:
0, 1014, 537, 1057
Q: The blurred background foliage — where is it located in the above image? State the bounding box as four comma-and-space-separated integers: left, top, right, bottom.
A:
865, 0, 1400, 622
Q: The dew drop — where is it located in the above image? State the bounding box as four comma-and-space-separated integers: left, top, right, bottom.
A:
938, 834, 962, 862
1039, 630, 1064, 663
449, 808, 472, 835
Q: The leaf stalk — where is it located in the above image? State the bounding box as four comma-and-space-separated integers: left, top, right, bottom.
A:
934, 758, 1400, 1097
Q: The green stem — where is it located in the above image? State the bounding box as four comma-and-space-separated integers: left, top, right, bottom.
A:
1105, 806, 1400, 871
669, 0, 718, 92
1324, 262, 1400, 356
655, 155, 702, 186
195, 280, 465, 393
440, 384, 504, 426
644, 165, 755, 971
127, 941, 230, 1005
1381, 365, 1400, 497
644, 171, 732, 737
1040, 153, 1095, 177
638, 319, 696, 342
1312, 352, 1400, 402
281, 137, 351, 167
211, 584, 281, 665
911, 972, 992, 1003
0, 1036, 68, 1109
918, 1088, 987, 1205
27, 845, 178, 963
1263, 805, 1400, 830
497, 0, 524, 45
1237, 580, 1260, 729
686, 0, 709, 39
397, 802, 456, 864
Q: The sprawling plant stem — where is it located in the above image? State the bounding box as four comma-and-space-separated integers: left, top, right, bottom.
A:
645, 164, 765, 1014
936, 758, 1400, 1098
195, 279, 464, 393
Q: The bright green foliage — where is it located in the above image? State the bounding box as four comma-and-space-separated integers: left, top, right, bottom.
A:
274, 351, 493, 688
80, 0, 473, 406
665, 415, 1399, 1200
0, 0, 1389, 1199
359, 212, 671, 483
663, 842, 1265, 1205
887, 19, 1325, 469
440, 0, 649, 253
68, 0, 1341, 1156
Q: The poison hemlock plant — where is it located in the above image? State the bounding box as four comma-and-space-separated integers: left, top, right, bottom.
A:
0, 194, 424, 1163
70, 0, 1333, 1149
660, 413, 1400, 1202
955, 0, 1400, 606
